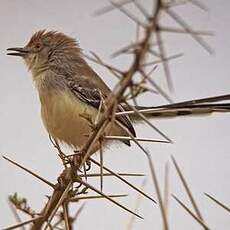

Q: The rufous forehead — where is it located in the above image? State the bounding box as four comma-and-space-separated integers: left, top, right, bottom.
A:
25, 30, 79, 49
27, 30, 51, 46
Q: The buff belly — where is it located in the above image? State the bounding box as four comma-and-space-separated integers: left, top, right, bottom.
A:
39, 91, 124, 153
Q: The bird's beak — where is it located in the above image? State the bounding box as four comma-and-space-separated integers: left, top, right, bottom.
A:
7, 47, 29, 57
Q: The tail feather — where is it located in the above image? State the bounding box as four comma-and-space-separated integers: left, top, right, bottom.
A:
123, 94, 230, 121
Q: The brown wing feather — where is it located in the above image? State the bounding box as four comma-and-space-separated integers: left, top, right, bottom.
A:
51, 62, 136, 145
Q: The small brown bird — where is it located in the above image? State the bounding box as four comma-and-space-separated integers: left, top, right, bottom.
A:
7, 30, 136, 154
7, 30, 230, 155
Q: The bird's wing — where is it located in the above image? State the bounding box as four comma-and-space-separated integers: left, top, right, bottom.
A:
51, 65, 136, 144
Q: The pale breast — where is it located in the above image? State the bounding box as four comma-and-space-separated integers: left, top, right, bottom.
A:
40, 90, 100, 149
34, 73, 128, 153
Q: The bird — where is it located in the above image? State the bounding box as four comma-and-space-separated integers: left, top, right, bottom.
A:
7, 30, 230, 156
7, 30, 137, 155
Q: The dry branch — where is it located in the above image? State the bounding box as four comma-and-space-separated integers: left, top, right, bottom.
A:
4, 1, 230, 229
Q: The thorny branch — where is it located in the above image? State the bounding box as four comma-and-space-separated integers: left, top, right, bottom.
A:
4, 1, 230, 229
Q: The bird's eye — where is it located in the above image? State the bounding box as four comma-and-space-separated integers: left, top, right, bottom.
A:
35, 44, 41, 49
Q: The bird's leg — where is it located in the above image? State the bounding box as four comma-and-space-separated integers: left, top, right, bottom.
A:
71, 150, 91, 183
61, 150, 82, 168
72, 150, 82, 168
56, 150, 91, 189
71, 150, 91, 171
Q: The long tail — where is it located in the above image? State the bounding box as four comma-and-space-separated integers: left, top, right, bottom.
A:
120, 94, 230, 121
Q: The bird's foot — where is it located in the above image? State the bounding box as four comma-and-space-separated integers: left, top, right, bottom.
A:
72, 150, 91, 171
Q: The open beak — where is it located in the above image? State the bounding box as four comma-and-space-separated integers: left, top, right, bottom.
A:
7, 47, 29, 57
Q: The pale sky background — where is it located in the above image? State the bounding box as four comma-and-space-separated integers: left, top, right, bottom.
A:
0, 0, 230, 229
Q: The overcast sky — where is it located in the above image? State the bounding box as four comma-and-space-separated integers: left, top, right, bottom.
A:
0, 0, 230, 229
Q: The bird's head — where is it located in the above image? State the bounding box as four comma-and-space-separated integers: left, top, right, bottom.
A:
7, 30, 82, 73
